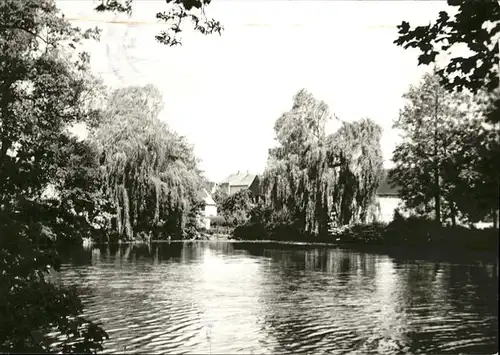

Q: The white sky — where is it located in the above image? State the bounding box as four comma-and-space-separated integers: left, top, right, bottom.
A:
57, 0, 450, 182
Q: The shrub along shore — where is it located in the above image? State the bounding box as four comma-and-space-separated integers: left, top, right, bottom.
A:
225, 214, 499, 254
82, 212, 498, 255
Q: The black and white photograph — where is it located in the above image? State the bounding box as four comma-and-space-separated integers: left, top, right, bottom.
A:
0, 0, 498, 353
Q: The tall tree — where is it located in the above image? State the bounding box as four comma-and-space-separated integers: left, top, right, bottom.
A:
395, 0, 500, 123
92, 84, 204, 240
0, 0, 108, 352
390, 72, 475, 225
50, 135, 115, 243
327, 118, 384, 226
263, 89, 383, 236
441, 89, 500, 227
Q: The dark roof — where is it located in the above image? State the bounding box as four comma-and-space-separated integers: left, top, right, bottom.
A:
220, 172, 258, 187
376, 169, 400, 196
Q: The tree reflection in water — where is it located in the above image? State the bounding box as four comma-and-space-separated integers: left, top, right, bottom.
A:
53, 242, 498, 354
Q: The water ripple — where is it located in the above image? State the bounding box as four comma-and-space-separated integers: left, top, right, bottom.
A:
51, 242, 498, 354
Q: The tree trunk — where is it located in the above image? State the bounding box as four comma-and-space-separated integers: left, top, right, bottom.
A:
122, 186, 133, 240
116, 203, 122, 236
433, 89, 441, 226
493, 209, 498, 229
0, 81, 14, 192
450, 200, 457, 227
433, 167, 441, 225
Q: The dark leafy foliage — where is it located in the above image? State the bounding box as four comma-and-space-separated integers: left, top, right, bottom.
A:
0, 206, 109, 353
330, 212, 498, 252
233, 222, 268, 241
390, 73, 499, 226
440, 104, 500, 225
183, 198, 205, 239
209, 215, 228, 227
390, 72, 466, 224
219, 189, 255, 227
50, 136, 115, 246
395, 0, 500, 123
232, 202, 311, 241
330, 223, 387, 245
212, 185, 229, 206
94, 0, 223, 47
0, 0, 108, 352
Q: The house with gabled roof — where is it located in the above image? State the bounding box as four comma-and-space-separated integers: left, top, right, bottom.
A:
219, 171, 262, 201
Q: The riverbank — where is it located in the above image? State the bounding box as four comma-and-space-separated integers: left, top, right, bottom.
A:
78, 239, 498, 268
79, 238, 498, 265
229, 217, 499, 254
81, 216, 498, 255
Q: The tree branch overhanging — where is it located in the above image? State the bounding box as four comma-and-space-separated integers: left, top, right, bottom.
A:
94, 0, 223, 47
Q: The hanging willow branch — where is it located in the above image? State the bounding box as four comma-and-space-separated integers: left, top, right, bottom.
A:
263, 89, 384, 236
91, 85, 203, 240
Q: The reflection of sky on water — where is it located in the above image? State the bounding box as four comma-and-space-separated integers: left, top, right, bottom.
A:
197, 245, 275, 353
367, 259, 411, 353
53, 242, 498, 354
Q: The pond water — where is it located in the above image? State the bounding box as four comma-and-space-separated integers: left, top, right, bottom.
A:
54, 241, 498, 354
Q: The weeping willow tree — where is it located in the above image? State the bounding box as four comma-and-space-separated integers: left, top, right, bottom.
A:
262, 89, 383, 236
91, 84, 203, 240
327, 118, 384, 226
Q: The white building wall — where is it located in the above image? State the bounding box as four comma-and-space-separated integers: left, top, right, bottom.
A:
204, 204, 217, 217
376, 196, 403, 223
201, 204, 218, 230
201, 217, 211, 230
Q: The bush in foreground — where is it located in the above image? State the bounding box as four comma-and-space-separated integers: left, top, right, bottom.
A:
334, 213, 498, 252
233, 222, 268, 240
209, 215, 229, 228
331, 222, 387, 245
0, 206, 108, 353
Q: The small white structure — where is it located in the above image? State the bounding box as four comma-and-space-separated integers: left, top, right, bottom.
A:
376, 195, 403, 223
375, 169, 403, 223
202, 188, 217, 217
200, 188, 217, 230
